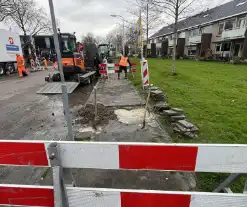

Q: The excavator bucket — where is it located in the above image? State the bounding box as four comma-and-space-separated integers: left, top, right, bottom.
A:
36, 82, 79, 95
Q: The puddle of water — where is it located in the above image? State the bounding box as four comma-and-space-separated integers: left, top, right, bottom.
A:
114, 108, 151, 124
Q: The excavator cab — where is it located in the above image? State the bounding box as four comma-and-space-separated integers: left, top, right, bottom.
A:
59, 33, 85, 76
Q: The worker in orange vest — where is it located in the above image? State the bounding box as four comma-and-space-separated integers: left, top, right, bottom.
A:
118, 53, 132, 80
44, 58, 48, 70
16, 54, 28, 77
42, 56, 48, 70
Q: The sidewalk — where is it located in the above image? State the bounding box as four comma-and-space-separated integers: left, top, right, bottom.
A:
73, 75, 195, 191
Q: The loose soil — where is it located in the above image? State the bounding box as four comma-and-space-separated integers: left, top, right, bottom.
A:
76, 103, 117, 125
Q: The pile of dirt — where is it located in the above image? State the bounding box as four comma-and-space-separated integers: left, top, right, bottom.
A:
77, 103, 117, 125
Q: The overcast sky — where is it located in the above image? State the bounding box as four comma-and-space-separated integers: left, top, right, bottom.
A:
0, 0, 232, 39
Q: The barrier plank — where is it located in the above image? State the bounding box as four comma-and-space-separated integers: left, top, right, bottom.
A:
1, 141, 247, 173
0, 185, 247, 207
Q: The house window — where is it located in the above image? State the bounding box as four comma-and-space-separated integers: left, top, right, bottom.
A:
190, 28, 201, 36
218, 23, 224, 34
236, 17, 246, 28
224, 19, 234, 30
222, 42, 231, 51
216, 43, 221, 52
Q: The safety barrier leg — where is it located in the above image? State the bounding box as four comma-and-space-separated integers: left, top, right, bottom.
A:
48, 142, 69, 207
213, 173, 242, 193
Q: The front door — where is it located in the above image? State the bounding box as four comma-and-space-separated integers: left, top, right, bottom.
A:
234, 44, 241, 56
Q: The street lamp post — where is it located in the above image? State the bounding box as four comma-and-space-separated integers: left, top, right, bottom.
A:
110, 14, 125, 56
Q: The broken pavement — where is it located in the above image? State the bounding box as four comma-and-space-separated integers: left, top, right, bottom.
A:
72, 76, 196, 191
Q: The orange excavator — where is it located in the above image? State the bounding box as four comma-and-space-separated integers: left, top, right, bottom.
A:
46, 32, 95, 83
39, 32, 96, 94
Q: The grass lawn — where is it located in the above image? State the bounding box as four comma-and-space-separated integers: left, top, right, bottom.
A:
130, 58, 247, 191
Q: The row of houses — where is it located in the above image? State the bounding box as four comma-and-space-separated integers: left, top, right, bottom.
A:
148, 0, 247, 59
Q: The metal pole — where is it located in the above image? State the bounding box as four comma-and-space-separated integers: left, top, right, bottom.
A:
146, 3, 149, 58
94, 86, 97, 121
243, 180, 247, 194
48, 0, 73, 141
140, 9, 144, 89
48, 0, 76, 189
123, 18, 125, 56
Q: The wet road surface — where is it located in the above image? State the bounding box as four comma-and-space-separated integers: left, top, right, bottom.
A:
0, 71, 94, 185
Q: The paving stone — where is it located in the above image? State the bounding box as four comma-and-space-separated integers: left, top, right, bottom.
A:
173, 123, 189, 133
150, 90, 163, 95
170, 115, 186, 121
150, 86, 160, 91
171, 108, 184, 113
177, 120, 195, 129
150, 90, 167, 102
173, 126, 182, 133
154, 97, 166, 102
163, 110, 182, 116
184, 132, 198, 139
153, 102, 170, 111
74, 127, 94, 140
172, 124, 198, 139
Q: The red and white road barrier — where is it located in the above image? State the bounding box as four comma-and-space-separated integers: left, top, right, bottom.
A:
99, 63, 107, 76
1, 185, 247, 207
142, 60, 149, 87
99, 63, 137, 75
1, 141, 247, 173
1, 140, 247, 206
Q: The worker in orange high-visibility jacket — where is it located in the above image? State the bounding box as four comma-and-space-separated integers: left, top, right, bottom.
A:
118, 53, 132, 80
16, 54, 28, 77
43, 57, 48, 70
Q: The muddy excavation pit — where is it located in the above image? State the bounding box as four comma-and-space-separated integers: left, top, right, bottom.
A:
76, 103, 117, 126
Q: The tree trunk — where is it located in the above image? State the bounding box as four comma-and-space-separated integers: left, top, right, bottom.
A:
171, 2, 179, 75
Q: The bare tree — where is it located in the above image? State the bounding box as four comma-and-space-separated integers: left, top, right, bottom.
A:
106, 24, 138, 56
126, 0, 161, 56
95, 36, 105, 45
81, 33, 98, 45
106, 27, 123, 54
0, 0, 15, 21
5, 0, 52, 39
149, 0, 209, 75
125, 24, 138, 54
3, 0, 53, 66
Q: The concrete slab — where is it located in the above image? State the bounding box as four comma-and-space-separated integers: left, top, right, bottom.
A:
87, 79, 145, 107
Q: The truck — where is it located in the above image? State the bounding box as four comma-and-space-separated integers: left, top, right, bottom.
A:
0, 29, 23, 75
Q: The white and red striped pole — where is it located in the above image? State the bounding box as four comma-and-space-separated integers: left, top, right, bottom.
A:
142, 60, 149, 88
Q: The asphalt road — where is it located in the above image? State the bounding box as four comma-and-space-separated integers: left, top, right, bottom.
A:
0, 71, 94, 185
